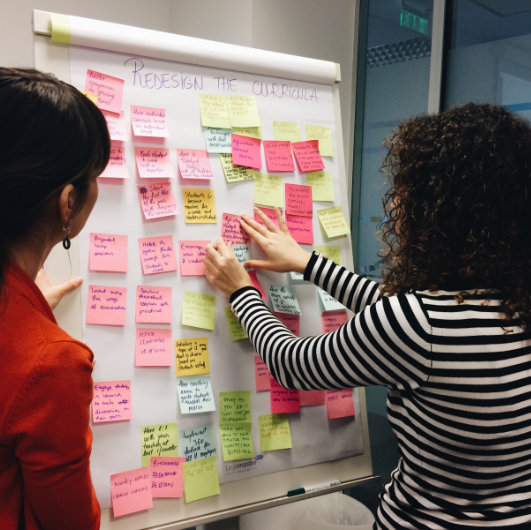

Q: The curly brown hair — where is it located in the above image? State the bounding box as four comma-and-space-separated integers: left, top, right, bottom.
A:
379, 103, 531, 330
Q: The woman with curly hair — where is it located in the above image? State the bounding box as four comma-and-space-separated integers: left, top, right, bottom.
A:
204, 103, 531, 529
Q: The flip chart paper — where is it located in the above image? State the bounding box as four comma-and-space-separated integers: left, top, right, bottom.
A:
272, 312, 300, 336
299, 390, 326, 407
273, 121, 301, 144
131, 106, 169, 137
269, 285, 301, 315
219, 153, 254, 183
199, 94, 231, 129
175, 338, 210, 377
86, 285, 127, 326
254, 356, 271, 391
254, 173, 283, 208
322, 311, 349, 333
183, 456, 220, 503
233, 244, 251, 267
89, 233, 128, 273
149, 456, 185, 498
233, 125, 262, 140
93, 380, 132, 422
141, 423, 179, 466
99, 145, 129, 179
135, 328, 173, 367
224, 307, 248, 341
85, 69, 124, 114
315, 245, 343, 265
285, 214, 314, 245
292, 140, 325, 172
138, 235, 178, 275
254, 207, 280, 229
220, 425, 254, 461
51, 13, 71, 44
248, 270, 267, 300
135, 285, 172, 324
306, 171, 335, 202
81, 90, 98, 105
135, 147, 174, 179
317, 206, 351, 238
318, 288, 346, 311
179, 423, 218, 462
305, 125, 334, 157
226, 95, 261, 127
102, 110, 127, 141
270, 378, 300, 414
263, 141, 295, 172
182, 291, 216, 330
204, 128, 232, 153
110, 468, 152, 517
177, 149, 214, 179
177, 375, 216, 414
221, 213, 251, 244
326, 389, 355, 419
179, 240, 209, 276
285, 183, 313, 217
232, 134, 262, 169
182, 189, 217, 224
259, 414, 292, 451
219, 391, 252, 424
137, 183, 179, 219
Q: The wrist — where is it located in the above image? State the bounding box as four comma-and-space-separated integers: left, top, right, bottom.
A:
292, 249, 312, 274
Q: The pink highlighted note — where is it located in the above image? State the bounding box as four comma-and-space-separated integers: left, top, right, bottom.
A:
138, 235, 178, 275
248, 270, 267, 299
326, 389, 355, 419
292, 140, 325, 172
231, 134, 262, 169
179, 240, 209, 276
285, 183, 313, 217
285, 214, 313, 245
99, 145, 129, 179
272, 312, 300, 336
89, 233, 128, 273
300, 390, 326, 407
110, 467, 152, 517
263, 141, 295, 172
137, 183, 179, 220
255, 356, 271, 392
254, 207, 280, 229
177, 149, 214, 179
85, 69, 124, 115
86, 285, 127, 326
131, 106, 169, 137
135, 328, 173, 367
322, 311, 348, 333
221, 213, 251, 245
150, 457, 185, 498
135, 147, 174, 179
136, 285, 172, 324
102, 110, 127, 141
92, 380, 132, 423
270, 378, 300, 414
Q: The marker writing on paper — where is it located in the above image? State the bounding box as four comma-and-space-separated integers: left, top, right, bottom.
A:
287, 480, 341, 497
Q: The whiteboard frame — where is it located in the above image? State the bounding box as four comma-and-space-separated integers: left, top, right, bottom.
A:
33, 10, 376, 530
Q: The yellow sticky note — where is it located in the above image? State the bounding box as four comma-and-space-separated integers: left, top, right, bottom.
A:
314, 245, 343, 266
183, 456, 220, 503
305, 125, 333, 157
182, 291, 216, 331
141, 423, 178, 466
306, 171, 335, 202
183, 189, 217, 224
50, 13, 72, 44
175, 338, 210, 376
273, 121, 301, 144
219, 391, 252, 424
225, 96, 261, 128
199, 94, 231, 129
233, 126, 262, 140
317, 206, 351, 238
80, 90, 98, 105
224, 307, 248, 341
254, 173, 283, 208
259, 414, 292, 452
220, 425, 254, 461
219, 153, 254, 183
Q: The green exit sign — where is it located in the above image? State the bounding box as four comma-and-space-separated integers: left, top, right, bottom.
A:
400, 9, 428, 35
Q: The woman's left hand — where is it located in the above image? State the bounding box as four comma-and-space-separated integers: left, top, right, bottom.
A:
203, 238, 253, 296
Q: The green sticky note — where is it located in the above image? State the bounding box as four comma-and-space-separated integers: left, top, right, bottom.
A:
219, 391, 252, 424
50, 13, 72, 44
182, 291, 216, 330
318, 288, 346, 311
219, 153, 254, 183
305, 125, 333, 157
273, 121, 301, 144
220, 425, 255, 461
317, 206, 351, 238
225, 96, 261, 128
315, 245, 343, 266
306, 171, 335, 202
199, 94, 231, 129
141, 423, 178, 466
259, 414, 292, 452
183, 456, 220, 503
224, 307, 248, 341
254, 173, 283, 208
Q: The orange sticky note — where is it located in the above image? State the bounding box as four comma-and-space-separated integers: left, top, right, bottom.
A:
292, 140, 325, 172
254, 356, 271, 391
135, 147, 174, 179
299, 390, 326, 407
248, 270, 267, 300
85, 69, 124, 115
326, 389, 355, 419
177, 149, 214, 179
285, 214, 313, 245
131, 106, 169, 137
102, 110, 127, 141
92, 380, 132, 422
179, 240, 209, 276
150, 457, 185, 498
272, 312, 300, 336
135, 285, 172, 324
231, 134, 262, 169
138, 235, 178, 275
285, 183, 313, 217
110, 468, 152, 517
137, 183, 179, 219
135, 328, 173, 367
221, 213, 251, 245
270, 378, 300, 414
86, 285, 127, 326
254, 207, 280, 229
89, 233, 128, 273
99, 145, 129, 179
321, 311, 348, 333
263, 141, 295, 172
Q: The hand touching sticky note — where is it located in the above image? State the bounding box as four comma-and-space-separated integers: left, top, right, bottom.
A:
141, 423, 179, 466
135, 285, 172, 324
182, 291, 216, 330
131, 106, 169, 137
138, 235, 178, 275
177, 149, 214, 179
135, 147, 174, 179
92, 380, 132, 422
221, 213, 251, 245
175, 337, 210, 377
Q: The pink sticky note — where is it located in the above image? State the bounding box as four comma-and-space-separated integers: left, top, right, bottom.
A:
231, 134, 262, 169
138, 235, 178, 275
135, 328, 173, 367
110, 467, 152, 517
136, 285, 172, 324
131, 106, 169, 137
89, 233, 128, 273
177, 149, 214, 179
99, 145, 129, 179
137, 183, 179, 219
322, 311, 349, 333
86, 285, 127, 326
285, 183, 313, 217
150, 457, 185, 498
255, 356, 271, 392
285, 214, 314, 245
270, 378, 300, 414
179, 240, 209, 276
254, 207, 280, 229
92, 380, 132, 422
326, 389, 355, 419
221, 213, 251, 245
263, 140, 295, 172
300, 390, 326, 407
135, 147, 174, 179
85, 69, 124, 115
292, 140, 325, 172
272, 312, 300, 336
102, 110, 127, 141
247, 270, 267, 300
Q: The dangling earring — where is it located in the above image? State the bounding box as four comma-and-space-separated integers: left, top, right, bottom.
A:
63, 223, 71, 250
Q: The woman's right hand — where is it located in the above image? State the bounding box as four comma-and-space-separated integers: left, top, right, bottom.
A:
241, 208, 312, 274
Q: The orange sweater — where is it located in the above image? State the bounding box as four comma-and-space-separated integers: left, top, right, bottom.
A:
0, 263, 100, 530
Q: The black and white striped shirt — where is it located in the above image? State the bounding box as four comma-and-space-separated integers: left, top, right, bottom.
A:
230, 252, 531, 529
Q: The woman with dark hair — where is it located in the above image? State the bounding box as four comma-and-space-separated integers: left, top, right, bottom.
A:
204, 104, 531, 529
0, 68, 110, 530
